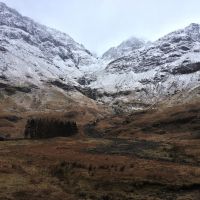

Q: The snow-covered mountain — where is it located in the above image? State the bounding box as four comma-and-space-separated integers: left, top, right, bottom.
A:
0, 2, 200, 113
102, 37, 146, 61
0, 2, 97, 86
87, 23, 200, 110
0, 2, 102, 113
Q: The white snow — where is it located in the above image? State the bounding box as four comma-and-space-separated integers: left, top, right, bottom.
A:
0, 2, 200, 107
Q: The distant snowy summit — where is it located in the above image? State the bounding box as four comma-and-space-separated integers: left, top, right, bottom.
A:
102, 37, 147, 61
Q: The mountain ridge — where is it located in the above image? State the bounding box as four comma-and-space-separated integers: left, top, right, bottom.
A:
0, 2, 200, 113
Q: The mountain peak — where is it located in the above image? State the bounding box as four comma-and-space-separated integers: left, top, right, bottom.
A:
118, 36, 145, 49
187, 23, 200, 28
0, 1, 20, 16
185, 23, 200, 35
102, 36, 146, 60
0, 2, 7, 8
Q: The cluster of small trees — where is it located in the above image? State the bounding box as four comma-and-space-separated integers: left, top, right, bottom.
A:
24, 118, 78, 139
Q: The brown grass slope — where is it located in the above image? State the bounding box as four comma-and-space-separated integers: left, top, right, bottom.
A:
0, 102, 200, 199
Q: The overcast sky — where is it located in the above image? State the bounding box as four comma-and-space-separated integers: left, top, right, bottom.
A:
1, 0, 200, 55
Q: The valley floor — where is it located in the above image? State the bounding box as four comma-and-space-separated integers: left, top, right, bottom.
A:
0, 137, 200, 199
0, 102, 200, 200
